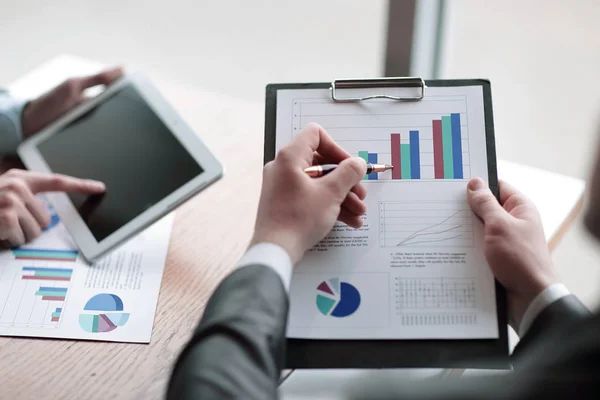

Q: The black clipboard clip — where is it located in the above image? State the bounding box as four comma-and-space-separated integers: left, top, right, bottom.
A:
330, 77, 426, 103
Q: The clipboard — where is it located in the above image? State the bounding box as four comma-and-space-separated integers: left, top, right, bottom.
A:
264, 78, 508, 369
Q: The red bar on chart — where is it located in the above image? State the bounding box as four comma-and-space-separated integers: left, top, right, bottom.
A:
51, 317, 60, 322
390, 133, 401, 179
432, 119, 444, 179
42, 296, 66, 301
22, 276, 71, 281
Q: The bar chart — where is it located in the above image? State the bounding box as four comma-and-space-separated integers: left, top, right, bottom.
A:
291, 96, 471, 181
0, 264, 72, 328
22, 266, 73, 282
12, 248, 78, 262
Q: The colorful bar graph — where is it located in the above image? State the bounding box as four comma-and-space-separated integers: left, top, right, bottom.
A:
441, 116, 454, 179
36, 287, 67, 297
35, 287, 67, 302
13, 248, 78, 262
451, 113, 463, 179
22, 266, 73, 282
367, 153, 378, 180
365, 116, 464, 181
358, 151, 369, 180
401, 144, 411, 179
390, 134, 401, 179
409, 131, 420, 179
51, 307, 63, 322
432, 120, 444, 179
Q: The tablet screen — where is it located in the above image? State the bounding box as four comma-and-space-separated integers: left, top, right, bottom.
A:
37, 84, 203, 242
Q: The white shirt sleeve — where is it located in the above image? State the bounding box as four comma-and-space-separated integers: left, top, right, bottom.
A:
518, 283, 570, 337
0, 92, 28, 156
236, 243, 293, 292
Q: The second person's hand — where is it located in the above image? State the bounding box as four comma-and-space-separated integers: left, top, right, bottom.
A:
467, 178, 560, 331
252, 123, 367, 264
0, 169, 105, 247
21, 67, 124, 137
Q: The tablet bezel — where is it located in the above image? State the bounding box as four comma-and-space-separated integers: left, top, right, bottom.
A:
265, 80, 509, 369
18, 73, 223, 262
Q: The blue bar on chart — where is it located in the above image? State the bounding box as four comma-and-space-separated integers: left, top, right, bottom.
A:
451, 113, 463, 179
409, 131, 420, 179
367, 153, 378, 180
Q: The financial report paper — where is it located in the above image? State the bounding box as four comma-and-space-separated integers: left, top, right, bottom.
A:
0, 199, 172, 343
275, 85, 499, 339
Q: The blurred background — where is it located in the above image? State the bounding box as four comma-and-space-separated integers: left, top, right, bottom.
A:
1, 0, 600, 306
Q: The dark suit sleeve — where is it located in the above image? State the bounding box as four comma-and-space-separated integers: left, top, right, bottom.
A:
0, 90, 27, 156
167, 264, 288, 400
511, 294, 591, 363
350, 294, 597, 400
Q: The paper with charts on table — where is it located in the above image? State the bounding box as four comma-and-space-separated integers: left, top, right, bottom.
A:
0, 198, 172, 343
275, 85, 499, 339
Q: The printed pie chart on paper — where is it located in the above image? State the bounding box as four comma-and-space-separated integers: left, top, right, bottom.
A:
78, 293, 130, 333
316, 278, 361, 317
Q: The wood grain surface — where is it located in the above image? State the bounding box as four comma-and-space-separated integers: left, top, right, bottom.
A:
0, 82, 265, 399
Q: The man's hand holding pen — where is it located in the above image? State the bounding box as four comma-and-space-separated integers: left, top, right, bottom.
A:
251, 123, 367, 264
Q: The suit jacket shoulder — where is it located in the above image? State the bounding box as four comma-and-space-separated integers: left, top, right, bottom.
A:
167, 264, 288, 400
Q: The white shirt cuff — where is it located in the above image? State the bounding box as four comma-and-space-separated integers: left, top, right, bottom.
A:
236, 243, 293, 291
518, 283, 570, 337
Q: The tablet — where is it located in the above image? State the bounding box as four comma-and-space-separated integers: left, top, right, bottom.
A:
265, 79, 508, 369
19, 73, 223, 262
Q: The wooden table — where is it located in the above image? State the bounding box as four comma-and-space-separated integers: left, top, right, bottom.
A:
0, 56, 586, 400
0, 59, 265, 399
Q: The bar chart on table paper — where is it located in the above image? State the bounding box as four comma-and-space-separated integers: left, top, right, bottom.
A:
291, 96, 470, 181
379, 202, 474, 248
12, 248, 78, 262
0, 265, 73, 328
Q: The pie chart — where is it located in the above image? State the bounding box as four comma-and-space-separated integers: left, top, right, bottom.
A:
316, 278, 361, 317
78, 293, 130, 333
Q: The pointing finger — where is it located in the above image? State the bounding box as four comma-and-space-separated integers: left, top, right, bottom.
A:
22, 172, 105, 194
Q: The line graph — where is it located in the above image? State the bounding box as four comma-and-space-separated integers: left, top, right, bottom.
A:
379, 202, 473, 248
